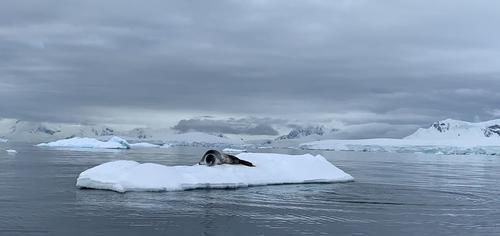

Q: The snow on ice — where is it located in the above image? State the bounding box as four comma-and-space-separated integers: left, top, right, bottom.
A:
37, 136, 132, 149
222, 148, 248, 154
76, 153, 353, 192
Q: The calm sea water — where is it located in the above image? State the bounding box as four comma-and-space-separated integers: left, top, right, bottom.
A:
1, 142, 499, 236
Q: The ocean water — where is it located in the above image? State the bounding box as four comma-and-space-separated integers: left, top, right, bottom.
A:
1, 143, 499, 235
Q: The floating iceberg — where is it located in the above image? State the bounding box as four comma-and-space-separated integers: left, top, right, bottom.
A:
159, 143, 172, 149
76, 153, 353, 192
37, 136, 131, 149
0, 138, 7, 143
129, 142, 161, 148
6, 149, 17, 154
222, 148, 247, 154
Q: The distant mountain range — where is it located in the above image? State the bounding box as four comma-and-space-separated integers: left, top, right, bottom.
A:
273, 119, 500, 142
275, 126, 328, 141
299, 119, 500, 156
2, 118, 500, 149
0, 119, 117, 141
0, 119, 243, 147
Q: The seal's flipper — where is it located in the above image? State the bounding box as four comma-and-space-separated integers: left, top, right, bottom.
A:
224, 153, 255, 167
237, 159, 255, 167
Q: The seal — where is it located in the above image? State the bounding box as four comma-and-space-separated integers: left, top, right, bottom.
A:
199, 150, 255, 167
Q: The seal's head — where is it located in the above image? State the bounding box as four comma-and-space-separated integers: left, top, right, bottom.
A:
204, 153, 216, 166
199, 150, 223, 166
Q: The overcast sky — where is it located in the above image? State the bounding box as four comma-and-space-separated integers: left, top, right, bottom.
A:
1, 0, 500, 137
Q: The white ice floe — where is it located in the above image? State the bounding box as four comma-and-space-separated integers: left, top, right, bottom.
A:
222, 148, 247, 154
129, 142, 161, 148
37, 136, 131, 149
159, 143, 172, 149
0, 138, 7, 143
6, 149, 17, 154
76, 153, 353, 192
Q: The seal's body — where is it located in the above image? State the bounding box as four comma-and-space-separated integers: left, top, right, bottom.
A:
199, 150, 255, 167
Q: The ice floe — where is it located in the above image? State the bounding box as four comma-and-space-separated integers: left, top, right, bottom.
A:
129, 142, 161, 148
5, 149, 17, 154
36, 136, 164, 150
76, 153, 353, 192
37, 136, 131, 149
159, 143, 172, 149
222, 148, 247, 154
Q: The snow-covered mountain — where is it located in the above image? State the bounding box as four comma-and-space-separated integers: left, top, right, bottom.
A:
405, 118, 500, 140
270, 126, 340, 148
0, 119, 119, 142
127, 128, 153, 140
275, 126, 328, 141
0, 119, 246, 148
300, 119, 500, 156
7, 117, 500, 153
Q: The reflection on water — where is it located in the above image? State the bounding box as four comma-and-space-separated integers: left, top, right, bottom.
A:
1, 143, 499, 235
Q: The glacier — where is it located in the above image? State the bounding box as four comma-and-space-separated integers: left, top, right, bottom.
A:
76, 153, 354, 192
300, 138, 500, 155
300, 119, 500, 156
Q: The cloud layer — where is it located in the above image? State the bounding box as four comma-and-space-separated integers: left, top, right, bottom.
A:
1, 0, 500, 137
173, 117, 280, 135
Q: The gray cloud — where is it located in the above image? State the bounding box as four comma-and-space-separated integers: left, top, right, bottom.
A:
172, 117, 280, 135
1, 0, 500, 137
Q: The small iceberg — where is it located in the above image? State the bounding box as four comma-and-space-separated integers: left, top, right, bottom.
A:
76, 153, 353, 192
222, 148, 247, 154
6, 149, 17, 154
37, 136, 131, 149
129, 142, 161, 148
0, 138, 7, 143
160, 143, 172, 149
